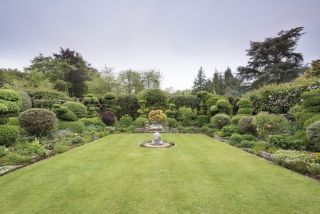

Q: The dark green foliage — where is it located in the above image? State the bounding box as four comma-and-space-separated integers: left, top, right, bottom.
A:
138, 89, 168, 110
19, 108, 56, 136
306, 121, 320, 151
238, 27, 305, 89
134, 117, 148, 128
230, 133, 257, 146
18, 91, 32, 112
116, 95, 140, 119
28, 90, 67, 108
192, 67, 208, 94
301, 89, 320, 113
57, 120, 85, 133
255, 112, 289, 139
54, 80, 68, 92
100, 111, 116, 126
167, 118, 177, 128
170, 95, 198, 109
0, 145, 6, 157
210, 113, 230, 129
305, 59, 320, 78
268, 135, 305, 150
165, 103, 177, 118
222, 124, 240, 136
238, 116, 257, 135
62, 101, 87, 118
0, 125, 19, 146
197, 115, 209, 127
216, 99, 232, 114
102, 93, 117, 112
53, 104, 77, 121
83, 94, 100, 117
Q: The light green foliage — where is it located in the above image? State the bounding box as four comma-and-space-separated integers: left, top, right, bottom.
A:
53, 104, 78, 121
53, 143, 70, 154
18, 91, 32, 112
62, 101, 87, 118
216, 99, 232, 114
210, 113, 230, 129
57, 120, 85, 133
231, 114, 246, 125
0, 89, 21, 115
79, 117, 104, 127
245, 77, 320, 114
118, 114, 134, 128
0, 125, 19, 146
70, 136, 85, 145
255, 112, 289, 139
222, 124, 240, 136
178, 107, 196, 126
134, 117, 148, 128
0, 151, 32, 166
14, 141, 47, 158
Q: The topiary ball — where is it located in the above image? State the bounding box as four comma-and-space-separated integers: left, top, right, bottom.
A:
18, 108, 56, 136
62, 101, 87, 118
210, 113, 230, 129
100, 111, 116, 126
134, 117, 148, 128
238, 116, 257, 135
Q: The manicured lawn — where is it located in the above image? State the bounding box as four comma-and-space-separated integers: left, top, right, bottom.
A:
0, 133, 320, 213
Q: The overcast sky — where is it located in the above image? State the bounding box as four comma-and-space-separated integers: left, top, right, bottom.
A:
0, 0, 319, 90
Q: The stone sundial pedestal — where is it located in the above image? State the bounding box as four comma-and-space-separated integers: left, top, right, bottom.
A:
139, 132, 175, 148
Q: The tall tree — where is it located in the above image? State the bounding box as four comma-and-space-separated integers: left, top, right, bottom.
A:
212, 70, 225, 95
238, 27, 305, 89
53, 48, 92, 97
142, 69, 161, 89
192, 66, 207, 94
223, 67, 241, 95
118, 70, 144, 94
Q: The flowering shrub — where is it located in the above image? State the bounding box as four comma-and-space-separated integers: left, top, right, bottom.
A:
148, 110, 167, 123
245, 77, 320, 114
255, 112, 289, 139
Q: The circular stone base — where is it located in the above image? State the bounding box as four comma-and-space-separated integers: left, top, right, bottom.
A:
139, 141, 175, 148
